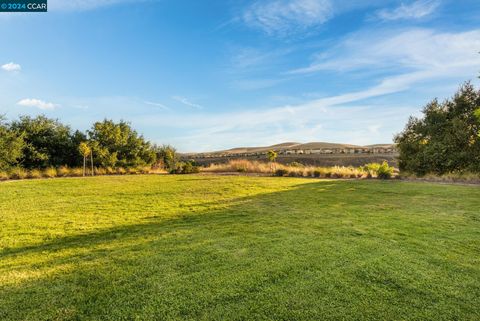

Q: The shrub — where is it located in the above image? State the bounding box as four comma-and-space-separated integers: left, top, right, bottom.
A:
275, 169, 288, 177
313, 170, 321, 178
127, 167, 139, 175
43, 167, 57, 178
0, 171, 9, 181
69, 168, 84, 177
8, 167, 28, 180
116, 167, 126, 175
137, 166, 151, 174
28, 169, 42, 179
363, 163, 381, 178
172, 161, 200, 174
57, 166, 70, 177
105, 167, 115, 175
377, 161, 395, 179
95, 167, 107, 175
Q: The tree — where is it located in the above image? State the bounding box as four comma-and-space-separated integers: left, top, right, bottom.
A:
79, 142, 91, 177
154, 144, 178, 172
0, 116, 24, 170
10, 115, 79, 169
395, 82, 480, 175
267, 150, 277, 162
88, 119, 156, 168
267, 150, 278, 172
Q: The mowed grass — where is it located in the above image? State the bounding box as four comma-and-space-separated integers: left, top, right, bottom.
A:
0, 175, 479, 320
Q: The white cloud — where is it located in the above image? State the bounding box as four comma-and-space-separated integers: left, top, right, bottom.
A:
243, 0, 333, 36
134, 75, 428, 151
376, 0, 440, 21
1, 62, 21, 72
288, 28, 480, 75
172, 96, 203, 109
17, 98, 58, 110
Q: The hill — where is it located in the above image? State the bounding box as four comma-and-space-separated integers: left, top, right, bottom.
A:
184, 142, 395, 156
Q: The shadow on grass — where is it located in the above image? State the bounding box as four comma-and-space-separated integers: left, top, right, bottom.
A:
1, 180, 479, 321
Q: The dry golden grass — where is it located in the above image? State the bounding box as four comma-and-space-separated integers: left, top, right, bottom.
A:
28, 169, 43, 179
201, 160, 396, 179
203, 159, 273, 174
0, 166, 166, 181
42, 167, 57, 178
0, 171, 9, 181
401, 171, 480, 184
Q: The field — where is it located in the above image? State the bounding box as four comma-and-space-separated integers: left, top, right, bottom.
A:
1, 175, 479, 320
187, 153, 399, 167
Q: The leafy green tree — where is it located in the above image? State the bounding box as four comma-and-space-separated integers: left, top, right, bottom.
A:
154, 144, 178, 171
9, 115, 79, 169
79, 142, 91, 176
88, 119, 156, 168
0, 116, 25, 170
395, 82, 480, 175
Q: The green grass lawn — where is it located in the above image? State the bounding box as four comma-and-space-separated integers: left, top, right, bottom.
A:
1, 175, 479, 320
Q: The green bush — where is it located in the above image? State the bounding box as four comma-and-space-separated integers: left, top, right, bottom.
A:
181, 161, 200, 174
170, 161, 199, 174
377, 161, 395, 179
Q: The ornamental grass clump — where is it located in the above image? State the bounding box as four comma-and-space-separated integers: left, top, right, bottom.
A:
43, 167, 57, 178
28, 169, 42, 179
8, 167, 28, 180
0, 171, 9, 181
57, 166, 70, 177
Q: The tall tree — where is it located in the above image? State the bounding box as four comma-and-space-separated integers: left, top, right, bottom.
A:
395, 82, 480, 174
0, 116, 24, 170
10, 115, 79, 169
88, 119, 156, 168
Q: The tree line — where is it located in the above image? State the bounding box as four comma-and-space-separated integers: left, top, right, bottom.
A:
2, 82, 479, 177
0, 115, 179, 172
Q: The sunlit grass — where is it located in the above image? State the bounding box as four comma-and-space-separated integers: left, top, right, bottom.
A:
0, 175, 479, 320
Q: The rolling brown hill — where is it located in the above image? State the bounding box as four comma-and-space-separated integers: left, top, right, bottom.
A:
184, 142, 395, 156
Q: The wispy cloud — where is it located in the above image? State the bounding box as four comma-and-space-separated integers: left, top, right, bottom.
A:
143, 100, 170, 110
288, 28, 480, 75
135, 27, 480, 151
376, 0, 440, 21
1, 62, 21, 72
243, 0, 333, 36
172, 96, 203, 109
135, 74, 430, 151
17, 98, 58, 110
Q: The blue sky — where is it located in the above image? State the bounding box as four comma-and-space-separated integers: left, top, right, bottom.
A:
1, 0, 479, 152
